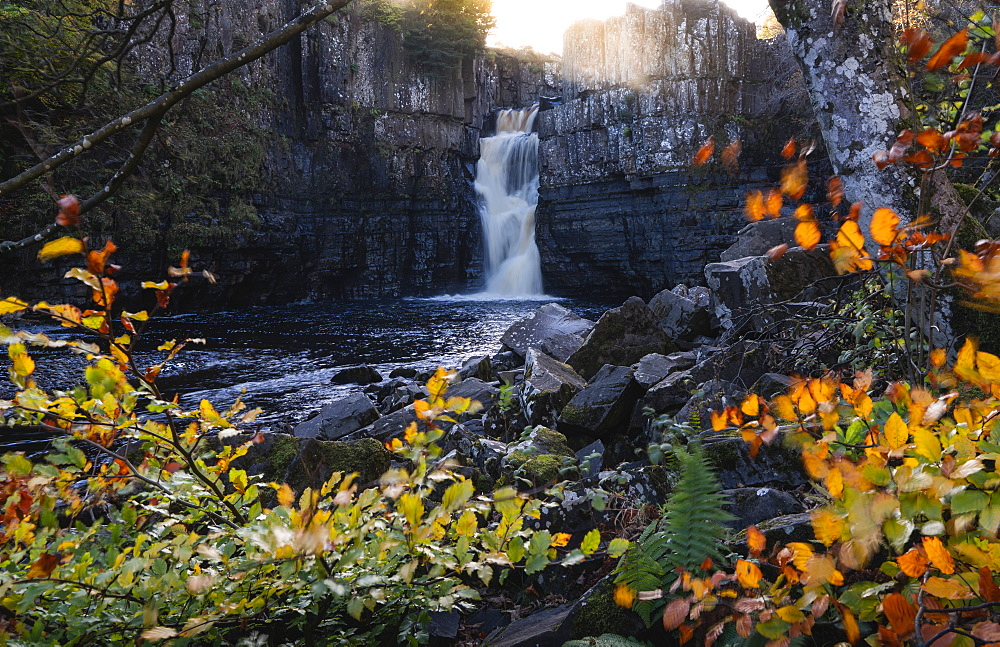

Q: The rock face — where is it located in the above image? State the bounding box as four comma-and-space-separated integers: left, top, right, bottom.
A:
500, 303, 594, 359
534, 0, 820, 299
522, 349, 588, 426
558, 364, 642, 445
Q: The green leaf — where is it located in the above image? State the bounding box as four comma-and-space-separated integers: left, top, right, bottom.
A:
507, 537, 525, 564
580, 528, 600, 556
441, 480, 474, 513
951, 489, 989, 515
525, 552, 548, 574
347, 597, 365, 621
756, 617, 790, 639
608, 538, 630, 558
3, 453, 32, 476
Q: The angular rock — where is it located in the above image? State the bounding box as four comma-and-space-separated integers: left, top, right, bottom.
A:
459, 355, 492, 382
720, 217, 797, 262
504, 427, 576, 463
389, 367, 418, 379
491, 350, 524, 374
567, 297, 677, 380
648, 287, 713, 341
330, 365, 383, 385
631, 351, 696, 389
521, 349, 587, 426
448, 377, 499, 412
484, 604, 573, 647
575, 440, 605, 478
345, 405, 417, 443
558, 364, 643, 445
442, 423, 508, 482
500, 303, 594, 358
539, 332, 586, 363
699, 431, 808, 490
722, 487, 805, 530
502, 427, 578, 485
292, 392, 380, 440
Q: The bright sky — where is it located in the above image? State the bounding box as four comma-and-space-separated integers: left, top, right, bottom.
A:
487, 0, 771, 55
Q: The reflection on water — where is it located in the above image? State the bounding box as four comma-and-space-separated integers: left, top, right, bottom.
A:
2, 297, 608, 437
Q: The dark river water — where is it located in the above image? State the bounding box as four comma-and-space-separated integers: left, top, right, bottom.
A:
3, 296, 609, 442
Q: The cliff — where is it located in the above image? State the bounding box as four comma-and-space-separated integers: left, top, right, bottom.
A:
535, 0, 821, 299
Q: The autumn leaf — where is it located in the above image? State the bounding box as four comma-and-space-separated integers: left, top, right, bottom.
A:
140, 627, 179, 641
693, 137, 715, 166
903, 27, 933, 62
746, 191, 765, 221
883, 593, 917, 638
0, 297, 29, 315
722, 139, 742, 174
613, 584, 636, 608
811, 508, 845, 546
735, 559, 763, 589
923, 576, 974, 599
551, 532, 571, 548
831, 0, 846, 33
827, 175, 844, 208
979, 567, 1000, 602
781, 137, 797, 159
795, 220, 821, 251
781, 159, 808, 200
836, 602, 861, 645
747, 525, 766, 557
26, 553, 61, 579
870, 208, 901, 246
662, 598, 691, 631
766, 189, 783, 218
55, 194, 81, 226
927, 29, 968, 71
766, 244, 788, 261
883, 412, 909, 449
831, 220, 874, 273
922, 536, 955, 574
38, 236, 85, 262
917, 128, 947, 153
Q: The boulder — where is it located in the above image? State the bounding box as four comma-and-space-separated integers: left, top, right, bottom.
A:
346, 405, 417, 442
699, 431, 809, 490
459, 355, 492, 381
558, 364, 643, 445
502, 427, 578, 486
567, 297, 678, 380
292, 392, 381, 440
575, 440, 605, 479
500, 303, 594, 358
676, 379, 743, 429
389, 367, 418, 379
720, 217, 797, 262
631, 352, 696, 389
643, 342, 769, 414
705, 247, 836, 331
442, 424, 508, 482
521, 349, 587, 427
330, 365, 383, 385
491, 350, 524, 374
722, 487, 805, 530
648, 287, 713, 341
448, 377, 499, 412
285, 438, 391, 492
539, 332, 586, 363
484, 605, 574, 647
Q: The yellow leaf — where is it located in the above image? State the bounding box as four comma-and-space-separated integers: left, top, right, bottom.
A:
772, 395, 796, 421
923, 576, 974, 599
404, 422, 418, 444
854, 392, 873, 418
870, 208, 901, 246
745, 191, 765, 221
811, 508, 845, 546
710, 409, 728, 431
140, 627, 179, 640
912, 427, 942, 462
735, 559, 763, 589
399, 492, 424, 527
741, 394, 760, 417
786, 542, 813, 570
229, 469, 248, 495
802, 554, 844, 588
922, 536, 956, 574
825, 467, 844, 499
38, 236, 85, 262
551, 533, 571, 548
613, 584, 636, 608
456, 510, 478, 537
277, 484, 295, 508
0, 297, 28, 315
883, 412, 909, 450
776, 605, 805, 623
978, 351, 1000, 383
11, 351, 35, 377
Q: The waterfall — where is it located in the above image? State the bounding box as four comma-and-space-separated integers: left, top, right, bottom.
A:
474, 105, 544, 296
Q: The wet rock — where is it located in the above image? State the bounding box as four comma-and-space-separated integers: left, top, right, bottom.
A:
722, 487, 805, 530
676, 379, 743, 429
752, 372, 793, 399
491, 350, 524, 375
599, 462, 672, 505
632, 351, 696, 389
484, 604, 573, 647
643, 342, 768, 414
346, 405, 417, 442
539, 332, 586, 363
468, 609, 512, 636
444, 424, 508, 482
389, 367, 418, 379
648, 287, 713, 341
330, 365, 383, 385
567, 297, 678, 380
576, 440, 605, 479
292, 392, 381, 440
699, 431, 808, 490
500, 303, 594, 358
427, 611, 460, 645
448, 377, 499, 412
459, 355, 493, 381
285, 438, 391, 493
521, 349, 587, 427
720, 217, 797, 262
558, 364, 643, 445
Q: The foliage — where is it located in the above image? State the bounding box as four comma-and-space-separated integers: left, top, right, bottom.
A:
401, 0, 495, 76
0, 223, 629, 644
562, 634, 653, 647
614, 444, 734, 627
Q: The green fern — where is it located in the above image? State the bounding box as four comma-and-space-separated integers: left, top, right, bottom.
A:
614, 444, 735, 626
562, 634, 652, 647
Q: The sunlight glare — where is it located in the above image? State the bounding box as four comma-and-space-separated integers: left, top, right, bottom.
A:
488, 0, 772, 55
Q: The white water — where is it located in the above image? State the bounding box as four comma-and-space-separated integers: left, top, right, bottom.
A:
474, 106, 544, 296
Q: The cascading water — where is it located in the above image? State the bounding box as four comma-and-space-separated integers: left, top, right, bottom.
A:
474, 106, 544, 296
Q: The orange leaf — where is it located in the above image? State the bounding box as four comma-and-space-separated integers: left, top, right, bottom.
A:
825, 466, 844, 499
781, 137, 797, 159
766, 244, 788, 261
795, 220, 821, 251
722, 139, 742, 174
831, 0, 847, 32
781, 160, 809, 200
979, 567, 1000, 602
766, 189, 783, 218
922, 536, 955, 574
930, 348, 947, 368
741, 394, 761, 417
662, 598, 691, 631
837, 603, 861, 645
746, 191, 765, 221
811, 508, 845, 546
917, 128, 947, 153
55, 195, 81, 226
883, 593, 917, 638
613, 584, 636, 608
927, 29, 968, 71
827, 175, 844, 208
26, 553, 60, 579
871, 208, 901, 246
747, 525, 766, 557
711, 409, 728, 431
794, 203, 814, 221
693, 137, 715, 166
847, 201, 862, 222
903, 27, 933, 62
678, 623, 694, 645
735, 559, 763, 589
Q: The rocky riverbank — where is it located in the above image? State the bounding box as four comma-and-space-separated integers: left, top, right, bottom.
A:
223, 219, 851, 645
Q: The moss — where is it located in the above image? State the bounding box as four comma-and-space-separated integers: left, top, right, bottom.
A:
515, 453, 575, 485
286, 438, 391, 492
264, 434, 302, 483
571, 580, 641, 640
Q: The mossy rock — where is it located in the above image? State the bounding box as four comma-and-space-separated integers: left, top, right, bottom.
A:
512, 453, 578, 485
570, 578, 645, 641
285, 438, 391, 492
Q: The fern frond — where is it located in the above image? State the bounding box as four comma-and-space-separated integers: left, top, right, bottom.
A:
562, 633, 653, 647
